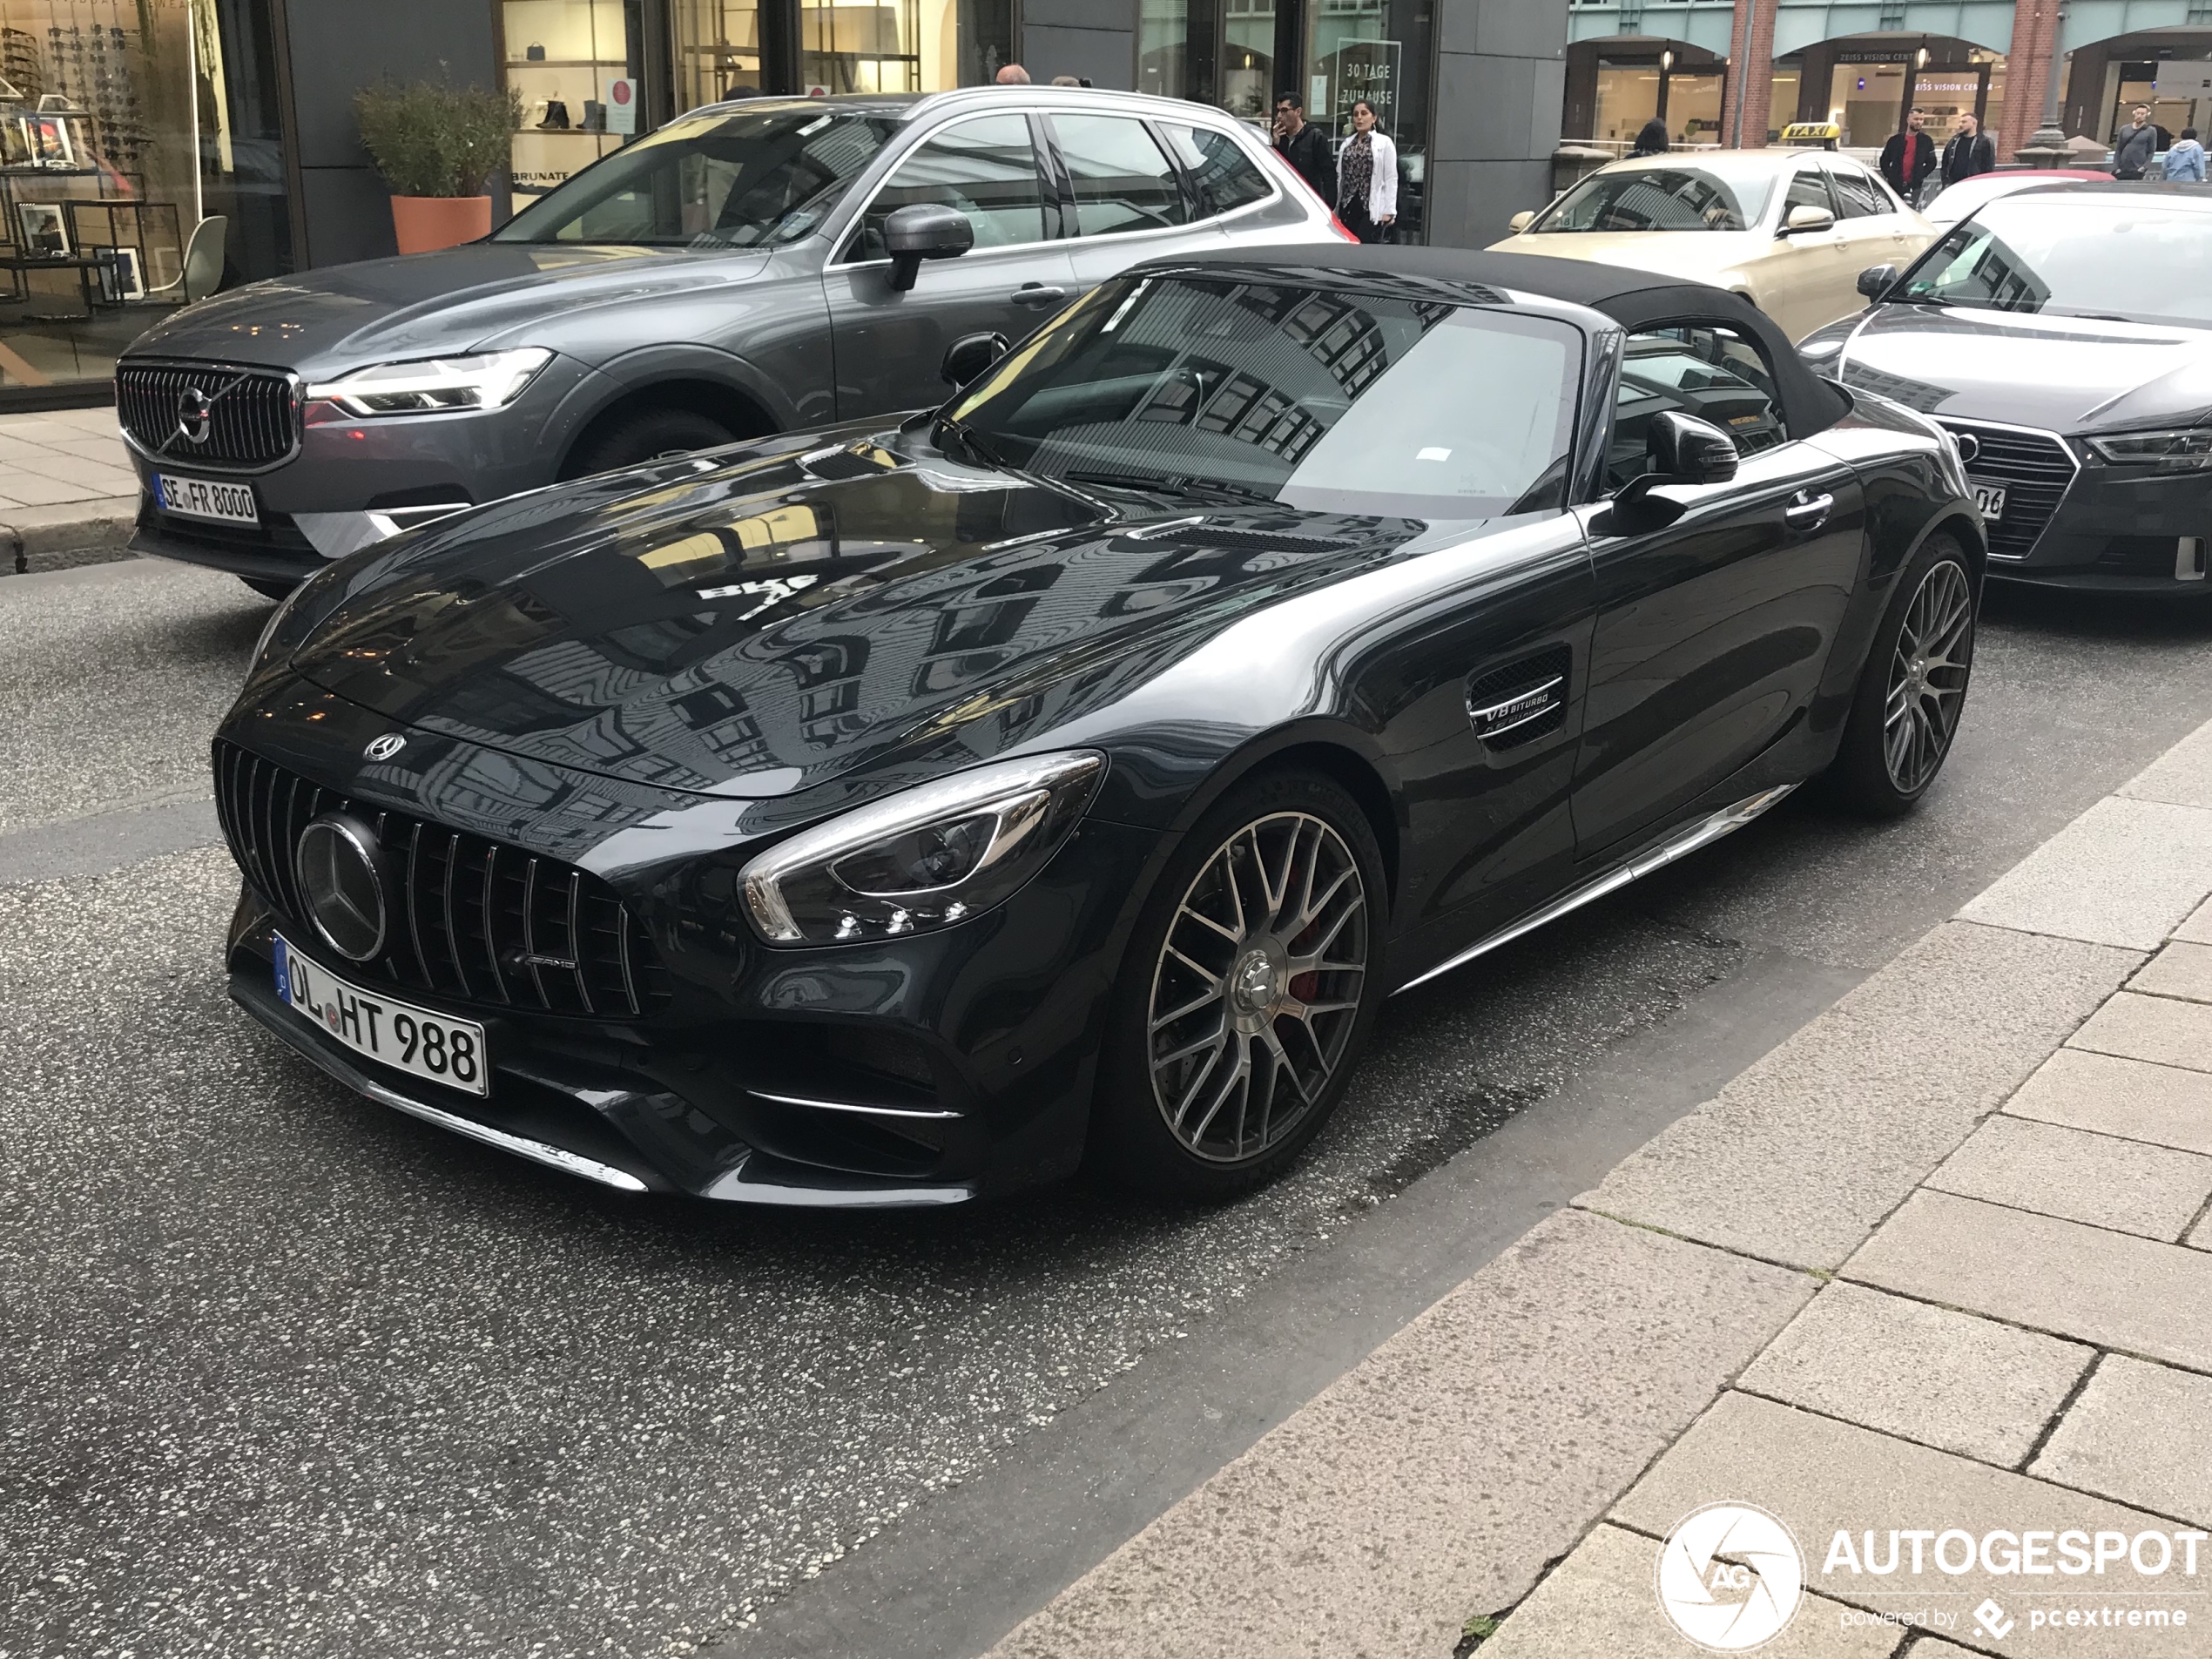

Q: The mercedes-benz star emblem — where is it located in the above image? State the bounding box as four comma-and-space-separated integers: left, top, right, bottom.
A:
363, 732, 408, 762
175, 387, 212, 446
296, 814, 388, 963
1954, 432, 1981, 465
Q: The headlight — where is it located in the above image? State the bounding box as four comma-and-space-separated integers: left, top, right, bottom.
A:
306, 347, 551, 416
740, 752, 1106, 945
2087, 428, 2212, 472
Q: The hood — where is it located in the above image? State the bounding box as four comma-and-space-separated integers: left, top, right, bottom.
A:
286, 430, 1441, 801
1836, 303, 2212, 432
1487, 230, 1758, 287
124, 243, 770, 372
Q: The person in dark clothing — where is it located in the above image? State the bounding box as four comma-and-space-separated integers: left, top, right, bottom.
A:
1880, 109, 1938, 202
1271, 92, 1336, 206
1630, 118, 1669, 157
2113, 105, 2161, 179
1939, 111, 1997, 186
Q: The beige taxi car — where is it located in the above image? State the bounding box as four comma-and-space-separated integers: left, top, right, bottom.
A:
1488, 150, 1938, 342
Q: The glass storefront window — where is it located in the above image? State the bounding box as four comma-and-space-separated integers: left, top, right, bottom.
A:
1592, 61, 1661, 147
799, 0, 948, 93
1767, 66, 1800, 142
1306, 0, 1429, 240
0, 0, 284, 392
1669, 68, 1723, 146
674, 0, 764, 105
1826, 60, 1909, 148
502, 0, 634, 207
1221, 0, 1272, 121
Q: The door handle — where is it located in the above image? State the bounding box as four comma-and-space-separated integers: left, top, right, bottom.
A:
1011, 284, 1067, 307
1784, 491, 1834, 532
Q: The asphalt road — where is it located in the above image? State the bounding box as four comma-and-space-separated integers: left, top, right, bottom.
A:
3, 558, 2211, 1659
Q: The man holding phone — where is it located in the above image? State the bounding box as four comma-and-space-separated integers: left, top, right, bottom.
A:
1272, 92, 1335, 206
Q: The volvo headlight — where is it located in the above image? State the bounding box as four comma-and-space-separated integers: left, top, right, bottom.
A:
740, 752, 1106, 945
2087, 428, 2212, 472
307, 347, 552, 416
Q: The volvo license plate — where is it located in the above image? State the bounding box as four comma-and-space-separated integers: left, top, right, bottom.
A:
1969, 481, 2006, 521
273, 933, 489, 1096
156, 472, 259, 525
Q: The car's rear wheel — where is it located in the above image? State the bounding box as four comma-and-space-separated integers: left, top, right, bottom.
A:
1824, 532, 1975, 815
566, 407, 738, 478
1092, 769, 1386, 1200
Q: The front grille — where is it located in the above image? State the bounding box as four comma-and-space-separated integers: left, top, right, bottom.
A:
1936, 420, 2077, 560
214, 741, 670, 1020
118, 361, 298, 469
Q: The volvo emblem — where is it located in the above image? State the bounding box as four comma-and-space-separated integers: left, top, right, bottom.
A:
363, 732, 408, 762
295, 814, 388, 963
176, 386, 212, 445
1953, 431, 1980, 465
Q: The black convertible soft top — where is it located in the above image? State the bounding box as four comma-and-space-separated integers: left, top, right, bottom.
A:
1145, 243, 1853, 442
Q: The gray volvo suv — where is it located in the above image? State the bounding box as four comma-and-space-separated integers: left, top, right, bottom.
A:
118, 86, 1344, 596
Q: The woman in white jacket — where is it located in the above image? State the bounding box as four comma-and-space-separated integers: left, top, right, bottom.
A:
1335, 99, 1398, 243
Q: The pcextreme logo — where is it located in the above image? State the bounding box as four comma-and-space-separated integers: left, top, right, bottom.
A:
1656, 1502, 1806, 1651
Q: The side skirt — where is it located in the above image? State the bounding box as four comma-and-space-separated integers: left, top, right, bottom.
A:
1391, 784, 1797, 995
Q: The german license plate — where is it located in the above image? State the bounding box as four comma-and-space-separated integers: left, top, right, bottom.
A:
1969, 481, 2006, 520
273, 933, 488, 1096
156, 472, 259, 525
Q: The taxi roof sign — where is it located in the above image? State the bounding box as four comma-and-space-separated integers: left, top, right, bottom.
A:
1783, 121, 1843, 141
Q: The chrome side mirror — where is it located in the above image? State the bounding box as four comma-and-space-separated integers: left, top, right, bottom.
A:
1857, 263, 1898, 301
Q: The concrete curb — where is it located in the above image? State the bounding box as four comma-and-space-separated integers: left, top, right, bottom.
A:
980, 714, 2212, 1659
2, 496, 138, 574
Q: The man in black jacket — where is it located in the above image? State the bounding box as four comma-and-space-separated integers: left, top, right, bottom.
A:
1880, 109, 1937, 203
1940, 111, 1997, 186
1272, 92, 1336, 206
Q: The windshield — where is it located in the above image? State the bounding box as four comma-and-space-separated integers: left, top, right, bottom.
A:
494, 106, 900, 248
1896, 198, 2212, 323
944, 276, 1581, 520
1534, 166, 1775, 233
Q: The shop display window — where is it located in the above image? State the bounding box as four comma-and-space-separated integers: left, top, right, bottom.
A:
1305, 0, 1430, 241
0, 0, 287, 395
502, 0, 634, 207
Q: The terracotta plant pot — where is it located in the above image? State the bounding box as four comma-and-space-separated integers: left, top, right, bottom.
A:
389, 195, 492, 255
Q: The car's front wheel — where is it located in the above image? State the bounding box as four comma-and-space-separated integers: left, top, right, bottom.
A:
566, 407, 739, 478
1824, 532, 1976, 815
1092, 769, 1386, 1200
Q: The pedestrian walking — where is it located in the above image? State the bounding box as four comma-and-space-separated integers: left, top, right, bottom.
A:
1271, 91, 1336, 206
1880, 109, 1937, 201
2113, 105, 2160, 179
1939, 111, 1996, 187
1630, 118, 1669, 158
1334, 99, 1397, 243
2165, 125, 2206, 181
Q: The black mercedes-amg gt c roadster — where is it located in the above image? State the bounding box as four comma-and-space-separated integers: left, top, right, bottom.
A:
214, 247, 1982, 1206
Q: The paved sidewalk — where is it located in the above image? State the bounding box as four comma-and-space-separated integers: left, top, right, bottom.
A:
985, 718, 2212, 1658
0, 406, 138, 572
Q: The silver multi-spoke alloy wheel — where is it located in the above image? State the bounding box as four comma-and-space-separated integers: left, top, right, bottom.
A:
1884, 557, 1973, 793
1146, 812, 1370, 1164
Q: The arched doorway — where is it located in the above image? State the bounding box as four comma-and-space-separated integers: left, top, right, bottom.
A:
2059, 29, 2212, 145
1777, 33, 2008, 153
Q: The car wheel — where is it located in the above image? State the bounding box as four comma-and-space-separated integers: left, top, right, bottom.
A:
1824, 532, 1976, 816
239, 577, 294, 601
566, 408, 739, 478
1093, 769, 1386, 1200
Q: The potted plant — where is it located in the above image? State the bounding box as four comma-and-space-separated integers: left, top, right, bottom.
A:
354, 78, 523, 254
